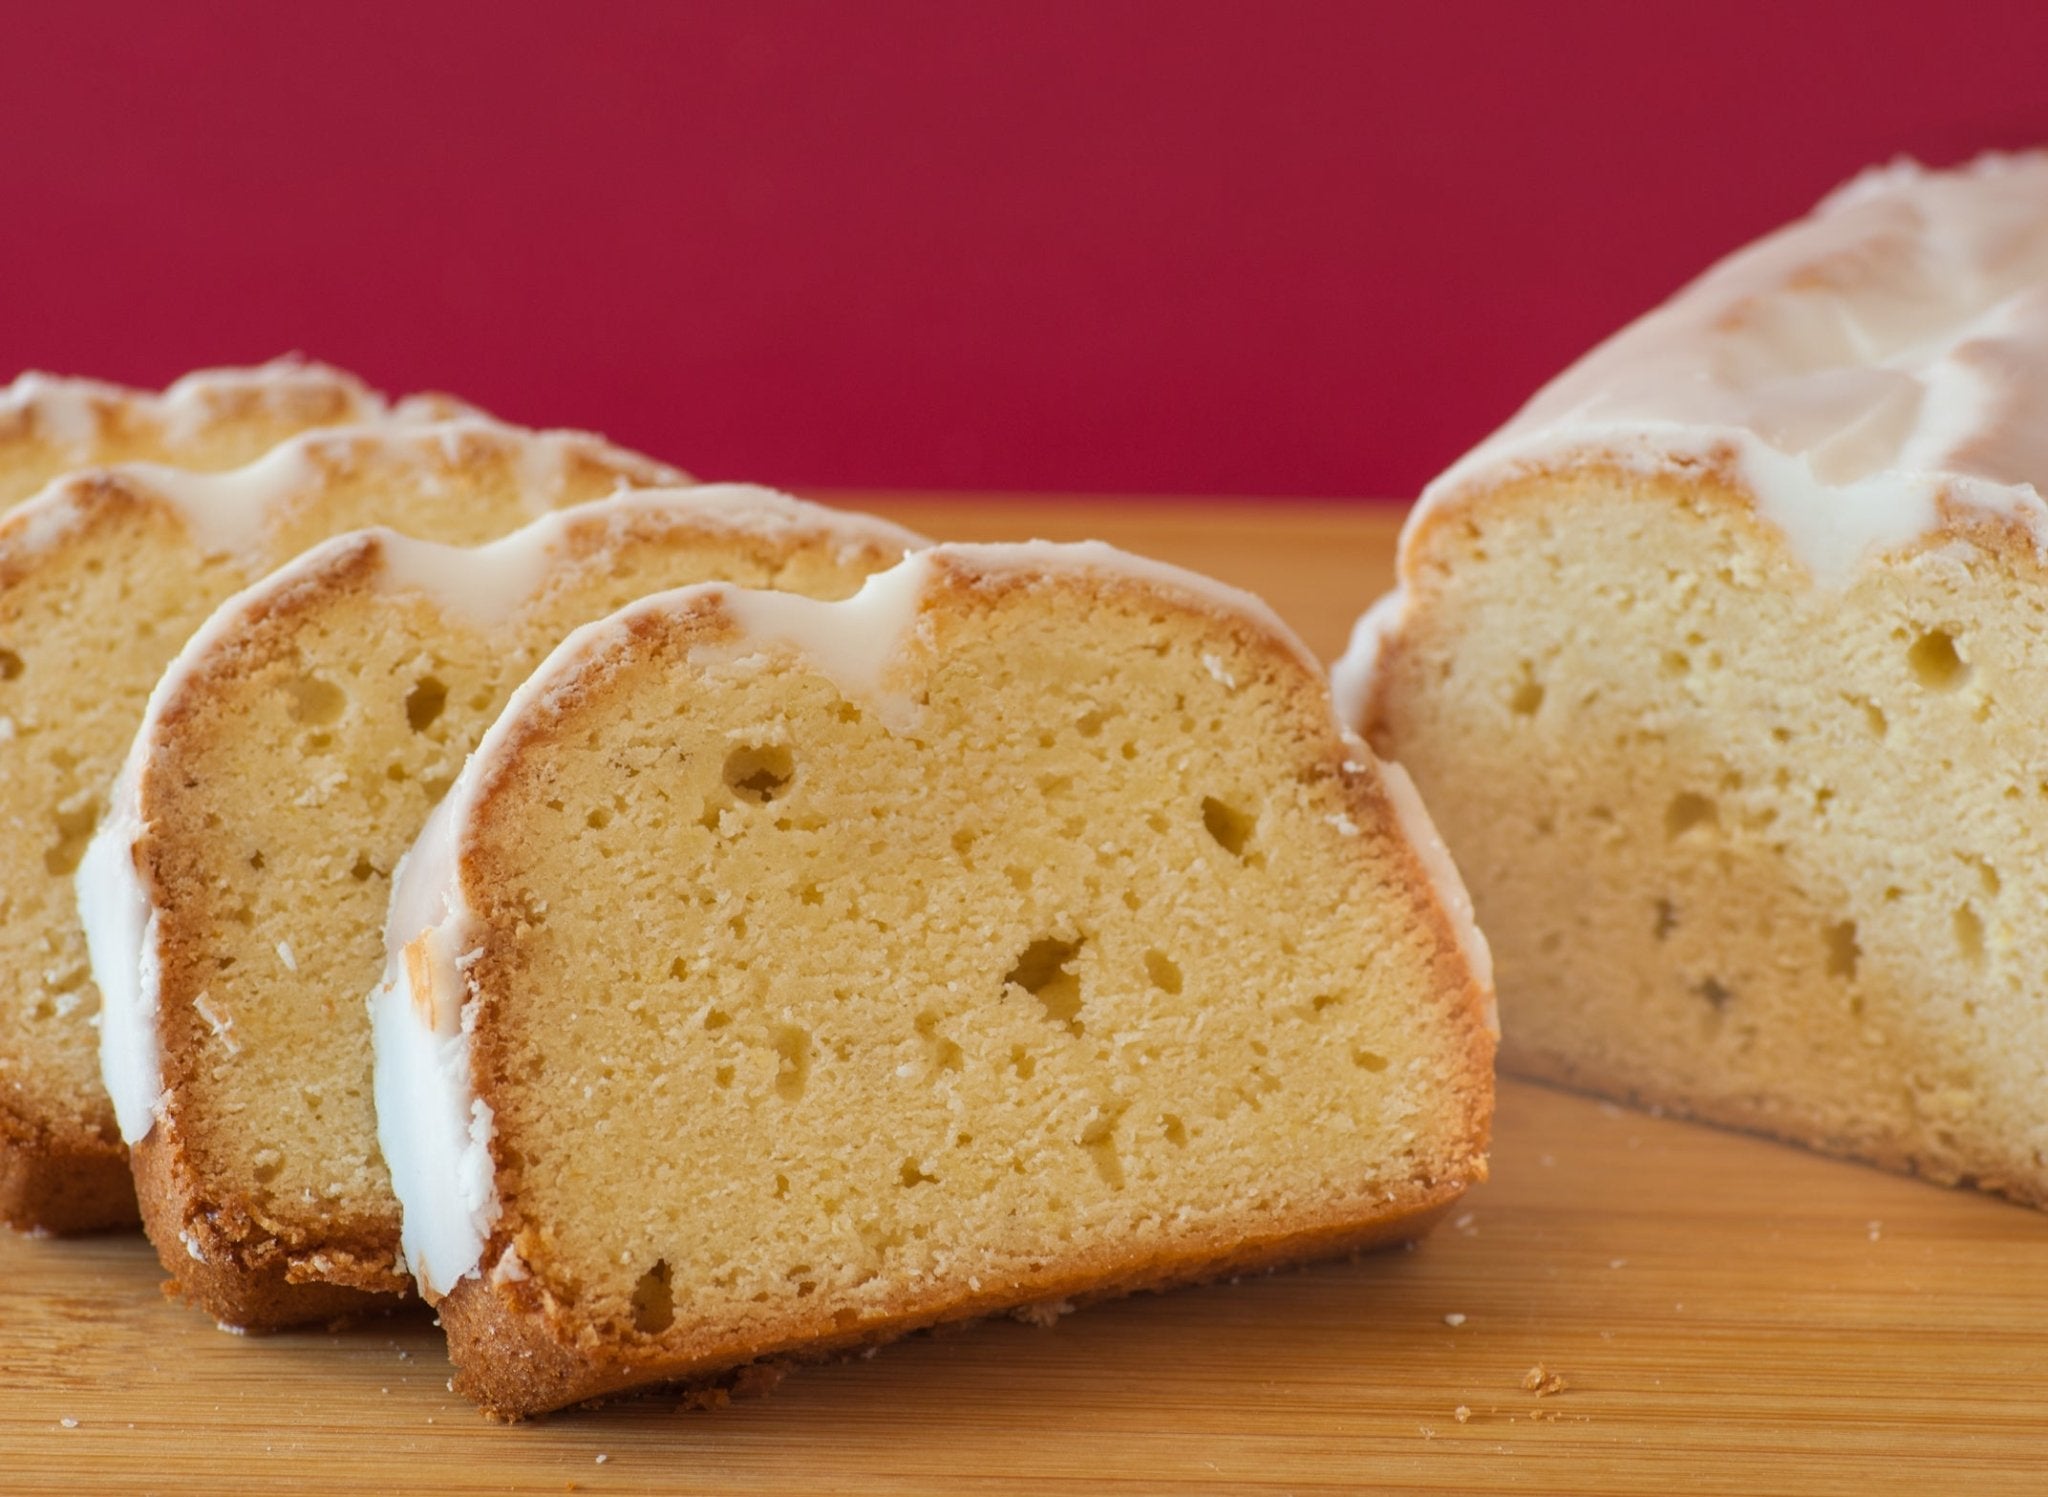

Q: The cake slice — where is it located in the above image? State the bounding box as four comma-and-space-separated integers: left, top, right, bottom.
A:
373, 542, 1496, 1417
81, 488, 923, 1328
1341, 153, 2048, 1203
0, 419, 680, 1233
0, 358, 437, 514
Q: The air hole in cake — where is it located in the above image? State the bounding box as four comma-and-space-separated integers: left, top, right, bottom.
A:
585, 806, 611, 831
714, 1064, 735, 1089
1143, 949, 1183, 995
1824, 921, 1860, 980
1907, 629, 1970, 690
1077, 709, 1106, 738
0, 647, 22, 680
1965, 855, 2001, 897
723, 743, 795, 803
1078, 1107, 1127, 1188
1201, 796, 1255, 857
770, 1024, 811, 1100
1661, 650, 1690, 678
1664, 792, 1718, 839
1350, 1047, 1389, 1072
914, 1011, 965, 1072
773, 1173, 790, 1199
1508, 668, 1545, 717
1653, 899, 1678, 940
404, 676, 448, 733
703, 1008, 732, 1031
898, 1159, 938, 1187
285, 674, 347, 726
1005, 937, 1085, 1036
1161, 1113, 1189, 1146
43, 802, 99, 876
251, 1149, 282, 1185
1008, 1044, 1036, 1080
631, 1259, 675, 1334
248, 850, 265, 871
1695, 977, 1733, 1011
1954, 906, 1986, 967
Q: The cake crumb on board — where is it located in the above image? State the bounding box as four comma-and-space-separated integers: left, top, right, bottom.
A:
1521, 1364, 1568, 1397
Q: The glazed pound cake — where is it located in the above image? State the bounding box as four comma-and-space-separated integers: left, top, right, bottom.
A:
81, 488, 923, 1328
0, 359, 425, 513
0, 419, 679, 1233
1341, 152, 2048, 1203
373, 542, 1496, 1416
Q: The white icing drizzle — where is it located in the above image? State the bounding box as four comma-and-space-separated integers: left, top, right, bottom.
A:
371, 540, 1490, 1299
1424, 152, 2048, 587
77, 764, 164, 1143
1329, 589, 1405, 731
82, 484, 921, 1159
1, 358, 382, 461
1373, 757, 1498, 1037
1336, 153, 2048, 741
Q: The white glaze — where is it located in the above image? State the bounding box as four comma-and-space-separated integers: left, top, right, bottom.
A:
80, 484, 919, 1159
371, 811, 494, 1300
1336, 153, 2048, 736
77, 762, 164, 1143
1375, 757, 1498, 1037
1329, 590, 1405, 731
1, 358, 382, 461
371, 541, 1493, 1298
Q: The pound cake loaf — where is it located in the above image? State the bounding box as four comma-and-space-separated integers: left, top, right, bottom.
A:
81, 488, 923, 1328
0, 359, 428, 514
0, 419, 680, 1233
1341, 152, 2048, 1203
373, 542, 1496, 1416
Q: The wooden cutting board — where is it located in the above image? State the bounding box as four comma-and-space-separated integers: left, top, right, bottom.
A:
6, 498, 2045, 1496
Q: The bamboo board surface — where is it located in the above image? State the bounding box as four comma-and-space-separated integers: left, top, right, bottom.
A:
6, 497, 2046, 1496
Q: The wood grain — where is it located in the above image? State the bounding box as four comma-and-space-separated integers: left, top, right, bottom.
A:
6, 498, 2045, 1496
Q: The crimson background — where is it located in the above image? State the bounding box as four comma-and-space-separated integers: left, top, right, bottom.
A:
4, 2, 2044, 500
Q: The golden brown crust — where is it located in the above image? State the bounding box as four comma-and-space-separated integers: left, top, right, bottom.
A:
442, 1181, 1467, 1419
0, 1097, 139, 1234
130, 1120, 404, 1329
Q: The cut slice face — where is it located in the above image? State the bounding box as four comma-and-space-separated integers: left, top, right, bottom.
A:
373, 542, 1496, 1417
0, 359, 431, 514
1343, 153, 2048, 1207
0, 418, 680, 1233
82, 488, 923, 1328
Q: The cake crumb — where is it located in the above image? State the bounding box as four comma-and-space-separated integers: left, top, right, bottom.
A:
1608, 1258, 1628, 1269
595, 1453, 609, 1465
1442, 1312, 1467, 1327
1521, 1364, 1568, 1397
1866, 1220, 1883, 1242
1012, 1298, 1075, 1327
59, 1417, 78, 1429
1453, 1405, 1471, 1423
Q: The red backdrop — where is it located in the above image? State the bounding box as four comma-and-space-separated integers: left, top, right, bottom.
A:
4, 2, 2044, 500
